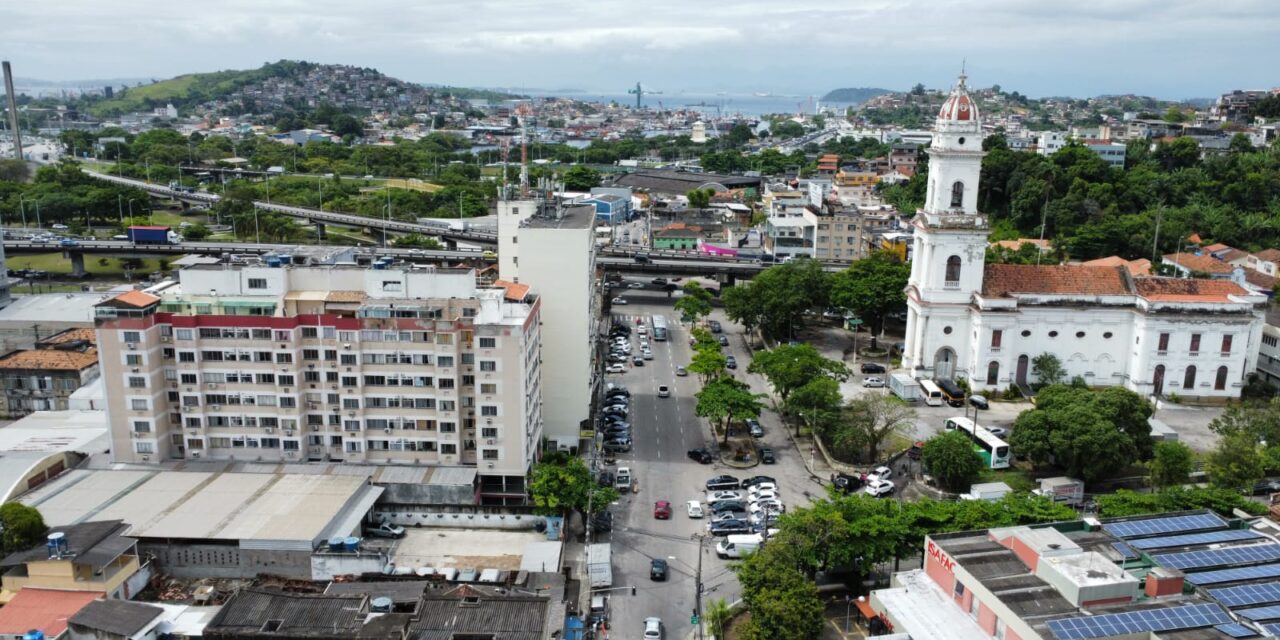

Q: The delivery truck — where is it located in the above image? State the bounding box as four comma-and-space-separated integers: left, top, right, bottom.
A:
128, 225, 182, 245
889, 373, 921, 402
1032, 477, 1085, 506
716, 534, 763, 559
586, 543, 613, 589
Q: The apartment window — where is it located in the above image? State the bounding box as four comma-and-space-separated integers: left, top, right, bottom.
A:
122, 331, 142, 343
247, 278, 268, 289
479, 361, 497, 372
480, 383, 498, 394
1222, 334, 1234, 355
132, 420, 151, 433
282, 440, 300, 451
134, 442, 154, 454
382, 280, 403, 292
176, 329, 193, 340
482, 449, 499, 460
1190, 333, 1201, 354
461, 353, 475, 365
481, 427, 498, 438
1216, 366, 1229, 391
1158, 333, 1170, 353
178, 351, 196, 363
438, 356, 454, 367
276, 353, 293, 364
441, 444, 457, 455
279, 375, 295, 386
440, 422, 457, 433
996, 618, 1007, 640
127, 376, 147, 389
274, 330, 292, 341
953, 582, 965, 600
130, 398, 149, 411
479, 337, 496, 349
991, 329, 1002, 350
126, 354, 143, 366
439, 378, 455, 390
481, 406, 498, 417
301, 327, 319, 338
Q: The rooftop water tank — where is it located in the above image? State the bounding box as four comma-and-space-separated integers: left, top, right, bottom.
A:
344, 536, 360, 552
370, 597, 393, 613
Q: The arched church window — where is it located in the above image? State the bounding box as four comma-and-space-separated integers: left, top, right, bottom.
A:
1183, 366, 1197, 390
1215, 366, 1228, 391
945, 256, 961, 285
950, 181, 964, 208
986, 361, 999, 385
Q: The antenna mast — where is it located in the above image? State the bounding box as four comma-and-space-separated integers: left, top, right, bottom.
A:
516, 103, 532, 198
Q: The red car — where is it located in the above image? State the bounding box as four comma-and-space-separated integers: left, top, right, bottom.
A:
653, 500, 672, 519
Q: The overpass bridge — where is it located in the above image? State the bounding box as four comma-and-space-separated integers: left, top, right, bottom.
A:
82, 170, 500, 246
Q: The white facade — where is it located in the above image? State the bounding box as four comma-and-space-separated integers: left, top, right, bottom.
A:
500, 203, 598, 445
1036, 131, 1068, 156
903, 74, 1266, 401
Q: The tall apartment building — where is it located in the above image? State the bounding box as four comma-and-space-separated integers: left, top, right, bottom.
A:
94, 263, 542, 505
498, 200, 597, 447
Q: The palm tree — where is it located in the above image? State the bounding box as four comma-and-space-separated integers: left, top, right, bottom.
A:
706, 597, 731, 639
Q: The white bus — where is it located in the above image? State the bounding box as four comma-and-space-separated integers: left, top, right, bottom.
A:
918, 379, 944, 407
651, 316, 669, 341
945, 416, 1011, 469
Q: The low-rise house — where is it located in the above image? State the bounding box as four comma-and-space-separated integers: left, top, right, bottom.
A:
67, 599, 167, 640
0, 521, 145, 603
0, 588, 103, 640
0, 328, 100, 418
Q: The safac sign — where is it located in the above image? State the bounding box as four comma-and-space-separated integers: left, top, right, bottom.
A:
927, 540, 956, 573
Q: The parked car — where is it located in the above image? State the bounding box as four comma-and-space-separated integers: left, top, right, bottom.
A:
833, 473, 863, 493
597, 471, 615, 487
969, 395, 990, 410
590, 511, 613, 533
725, 355, 737, 369
863, 376, 885, 388
749, 499, 784, 516
760, 447, 776, 464
907, 441, 925, 460
657, 385, 670, 397
749, 489, 779, 504
747, 482, 778, 496
1253, 479, 1280, 496
868, 466, 893, 482
654, 500, 672, 519
606, 364, 626, 374
860, 363, 887, 374
709, 520, 751, 536
865, 479, 895, 498
749, 512, 781, 527
644, 616, 664, 640
603, 439, 632, 453
706, 490, 744, 504
706, 475, 740, 491
740, 475, 777, 489
366, 522, 406, 539
687, 500, 705, 518
650, 558, 668, 581
709, 500, 747, 514
747, 419, 763, 437
687, 448, 715, 464
710, 509, 748, 524
611, 297, 629, 305
651, 278, 667, 285
633, 356, 644, 367
627, 282, 644, 288
643, 349, 654, 360
986, 426, 1008, 438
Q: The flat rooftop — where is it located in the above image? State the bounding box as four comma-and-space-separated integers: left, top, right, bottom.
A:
0, 293, 107, 325
20, 469, 381, 544
876, 569, 989, 640
521, 204, 596, 230
391, 528, 557, 573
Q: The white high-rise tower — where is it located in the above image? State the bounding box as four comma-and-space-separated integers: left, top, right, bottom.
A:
902, 72, 989, 379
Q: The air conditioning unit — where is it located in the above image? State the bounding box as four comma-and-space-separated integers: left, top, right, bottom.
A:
211, 405, 222, 411
131, 367, 140, 373
286, 450, 296, 457
130, 431, 141, 438
168, 381, 177, 388
486, 439, 495, 445
207, 383, 219, 389
127, 343, 137, 350
330, 406, 339, 412
160, 336, 171, 343
384, 428, 391, 434
307, 403, 317, 410
190, 451, 201, 459
343, 344, 352, 350
311, 425, 320, 431
264, 428, 274, 434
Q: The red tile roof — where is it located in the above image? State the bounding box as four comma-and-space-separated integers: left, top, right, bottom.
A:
110, 290, 161, 308
982, 264, 1129, 297
1187, 233, 1204, 245
1134, 277, 1247, 302
1243, 268, 1276, 290
990, 238, 1051, 251
491, 279, 531, 302
0, 588, 102, 636
1163, 253, 1233, 274
1220, 249, 1250, 263
1255, 248, 1280, 264
1203, 243, 1231, 253
1082, 256, 1152, 276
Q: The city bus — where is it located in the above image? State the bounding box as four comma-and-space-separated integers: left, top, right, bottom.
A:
651, 315, 669, 342
944, 416, 1011, 469
918, 379, 944, 407
936, 378, 966, 407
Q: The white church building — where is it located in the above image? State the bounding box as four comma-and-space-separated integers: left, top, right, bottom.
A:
902, 74, 1267, 402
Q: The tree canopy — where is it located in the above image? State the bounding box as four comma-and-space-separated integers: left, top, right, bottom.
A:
747, 343, 850, 402
528, 452, 618, 516
922, 431, 984, 492
829, 251, 911, 339
695, 376, 765, 444
723, 260, 830, 340
0, 503, 47, 555
1008, 384, 1153, 481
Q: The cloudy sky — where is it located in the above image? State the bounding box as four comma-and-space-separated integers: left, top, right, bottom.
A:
4, 0, 1275, 98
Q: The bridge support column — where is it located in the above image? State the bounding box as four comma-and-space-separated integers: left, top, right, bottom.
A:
180, 201, 190, 212
68, 252, 86, 278
314, 223, 326, 240
441, 237, 457, 250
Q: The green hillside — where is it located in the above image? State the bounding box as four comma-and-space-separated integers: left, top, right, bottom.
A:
88, 60, 314, 117
819, 87, 893, 104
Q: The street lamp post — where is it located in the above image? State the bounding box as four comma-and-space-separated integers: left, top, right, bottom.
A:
668, 534, 708, 640
19, 198, 30, 228
127, 199, 136, 223
117, 194, 124, 227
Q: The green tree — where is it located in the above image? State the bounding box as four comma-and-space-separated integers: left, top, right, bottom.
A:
1031, 353, 1066, 385
1148, 440, 1195, 490
528, 452, 618, 516
722, 260, 830, 341
1206, 430, 1265, 491
562, 165, 602, 191
829, 250, 910, 344
1008, 384, 1152, 481
705, 598, 731, 639
688, 349, 728, 384
828, 394, 916, 463
695, 376, 765, 444
922, 431, 984, 492
782, 377, 843, 436
1163, 106, 1188, 123
0, 502, 47, 555
747, 343, 850, 403
1096, 487, 1266, 518
181, 222, 211, 240
736, 545, 824, 640
0, 159, 30, 182
686, 187, 713, 210
673, 281, 713, 324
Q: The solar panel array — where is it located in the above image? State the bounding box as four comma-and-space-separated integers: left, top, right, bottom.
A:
1263, 623, 1280, 636
1103, 513, 1228, 539
1127, 529, 1263, 551
1237, 605, 1280, 621
1151, 544, 1280, 571
1215, 623, 1259, 638
1186, 563, 1280, 586
1209, 583, 1280, 608
1111, 542, 1139, 560
1046, 604, 1232, 640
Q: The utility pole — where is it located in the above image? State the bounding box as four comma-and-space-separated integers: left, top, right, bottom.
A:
695, 534, 705, 640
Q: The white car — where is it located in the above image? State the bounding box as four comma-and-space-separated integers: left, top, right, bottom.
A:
687, 500, 704, 518
865, 479, 895, 498
644, 617, 663, 640
606, 364, 626, 374
868, 466, 893, 482
628, 282, 644, 289
611, 297, 629, 305
705, 490, 743, 504
642, 350, 654, 360
863, 376, 886, 388
750, 489, 779, 504
657, 385, 670, 398
749, 500, 784, 516
747, 483, 778, 497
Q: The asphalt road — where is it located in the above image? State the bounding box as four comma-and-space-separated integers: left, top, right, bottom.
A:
592, 288, 824, 639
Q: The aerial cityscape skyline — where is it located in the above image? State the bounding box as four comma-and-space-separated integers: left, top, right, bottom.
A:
5, 0, 1278, 99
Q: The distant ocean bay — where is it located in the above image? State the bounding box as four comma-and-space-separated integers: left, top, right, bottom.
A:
519, 91, 861, 118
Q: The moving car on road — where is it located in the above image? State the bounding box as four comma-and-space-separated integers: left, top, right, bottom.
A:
654, 500, 672, 519
644, 617, 664, 640
747, 419, 763, 437
725, 355, 737, 369
657, 385, 670, 397
650, 559, 668, 581
760, 447, 776, 464
611, 297, 629, 305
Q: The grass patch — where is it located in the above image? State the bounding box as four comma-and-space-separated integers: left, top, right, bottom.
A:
7, 253, 168, 277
